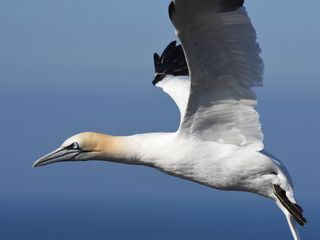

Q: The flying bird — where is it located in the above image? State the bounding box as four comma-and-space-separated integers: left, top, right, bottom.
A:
34, 0, 306, 239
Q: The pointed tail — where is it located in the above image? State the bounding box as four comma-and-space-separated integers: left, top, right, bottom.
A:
273, 184, 307, 240
273, 185, 307, 226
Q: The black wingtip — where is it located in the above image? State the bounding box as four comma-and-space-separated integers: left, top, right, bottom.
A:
153, 53, 160, 62
152, 41, 189, 86
152, 74, 166, 86
153, 53, 160, 69
168, 1, 175, 20
273, 185, 307, 226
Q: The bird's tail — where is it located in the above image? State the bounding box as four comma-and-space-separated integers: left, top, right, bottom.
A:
273, 184, 307, 240
273, 185, 307, 225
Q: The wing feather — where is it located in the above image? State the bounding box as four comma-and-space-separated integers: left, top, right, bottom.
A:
153, 42, 190, 125
170, 0, 264, 149
155, 76, 190, 126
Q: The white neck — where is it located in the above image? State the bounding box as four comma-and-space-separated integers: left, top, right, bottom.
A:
102, 132, 176, 167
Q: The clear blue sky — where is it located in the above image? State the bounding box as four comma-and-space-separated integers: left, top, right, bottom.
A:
0, 0, 319, 239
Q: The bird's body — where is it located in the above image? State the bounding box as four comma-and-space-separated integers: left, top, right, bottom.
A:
58, 131, 282, 200
121, 133, 276, 196
34, 0, 307, 239
65, 130, 286, 200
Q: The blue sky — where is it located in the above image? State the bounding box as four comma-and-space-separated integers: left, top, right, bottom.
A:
0, 0, 319, 239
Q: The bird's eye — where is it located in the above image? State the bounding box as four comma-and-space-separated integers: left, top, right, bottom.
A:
66, 142, 80, 150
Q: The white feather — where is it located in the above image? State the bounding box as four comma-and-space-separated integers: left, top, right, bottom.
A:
155, 75, 190, 126
171, 1, 264, 149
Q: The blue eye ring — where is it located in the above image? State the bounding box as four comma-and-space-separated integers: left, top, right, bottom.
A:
66, 142, 80, 150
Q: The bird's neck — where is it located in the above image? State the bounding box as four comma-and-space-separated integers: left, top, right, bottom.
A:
97, 133, 175, 166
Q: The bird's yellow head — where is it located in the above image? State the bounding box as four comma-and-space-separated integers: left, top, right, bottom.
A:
33, 132, 123, 167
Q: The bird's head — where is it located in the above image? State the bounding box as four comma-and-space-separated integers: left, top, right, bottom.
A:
33, 132, 123, 167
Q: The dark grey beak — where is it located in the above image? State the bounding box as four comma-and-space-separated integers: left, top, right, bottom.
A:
33, 147, 81, 168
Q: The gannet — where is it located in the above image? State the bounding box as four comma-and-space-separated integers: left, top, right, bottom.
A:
33, 0, 307, 239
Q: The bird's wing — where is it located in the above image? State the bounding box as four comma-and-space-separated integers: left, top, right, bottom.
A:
153, 41, 190, 125
155, 75, 190, 126
170, 0, 264, 149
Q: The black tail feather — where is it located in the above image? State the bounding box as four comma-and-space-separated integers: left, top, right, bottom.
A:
273, 185, 307, 226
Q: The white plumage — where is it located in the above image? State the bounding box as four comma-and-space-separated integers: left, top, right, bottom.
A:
34, 1, 306, 239
155, 75, 190, 126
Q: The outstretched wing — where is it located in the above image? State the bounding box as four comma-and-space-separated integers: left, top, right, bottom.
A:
153, 41, 190, 126
170, 0, 264, 149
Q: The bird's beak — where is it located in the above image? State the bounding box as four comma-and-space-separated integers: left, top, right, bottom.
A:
33, 147, 81, 168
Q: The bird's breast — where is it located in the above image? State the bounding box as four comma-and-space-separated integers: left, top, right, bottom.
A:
151, 142, 275, 192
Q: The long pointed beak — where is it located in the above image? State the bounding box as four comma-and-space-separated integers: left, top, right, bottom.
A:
33, 147, 81, 168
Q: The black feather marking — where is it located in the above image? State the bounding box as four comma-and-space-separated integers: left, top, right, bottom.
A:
153, 53, 160, 70
152, 41, 189, 85
152, 74, 166, 86
168, 1, 175, 20
220, 0, 244, 12
161, 41, 177, 64
294, 203, 304, 213
273, 185, 307, 226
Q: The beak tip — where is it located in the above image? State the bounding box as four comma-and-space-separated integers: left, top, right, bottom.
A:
32, 160, 41, 168
32, 147, 79, 168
